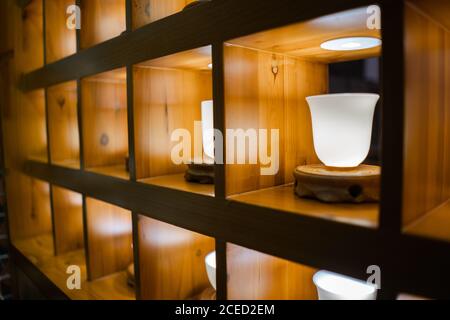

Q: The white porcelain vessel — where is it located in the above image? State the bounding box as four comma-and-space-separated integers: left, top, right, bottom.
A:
313, 270, 377, 300
201, 100, 214, 164
205, 251, 216, 290
306, 93, 380, 168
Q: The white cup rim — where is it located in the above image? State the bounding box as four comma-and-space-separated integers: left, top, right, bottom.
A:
307, 93, 380, 100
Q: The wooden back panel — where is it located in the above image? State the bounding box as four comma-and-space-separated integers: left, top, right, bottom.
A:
21, 90, 48, 162
86, 198, 133, 280
403, 3, 450, 226
45, 0, 76, 63
224, 45, 327, 196
227, 244, 318, 300
80, 0, 126, 49
8, 177, 52, 241
18, 0, 44, 73
138, 215, 215, 299
52, 186, 84, 255
82, 70, 128, 169
131, 0, 196, 30
47, 81, 80, 168
134, 67, 212, 179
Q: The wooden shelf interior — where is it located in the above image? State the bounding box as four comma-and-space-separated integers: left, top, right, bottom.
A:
18, 0, 44, 73
131, 0, 197, 30
134, 46, 213, 195
85, 198, 134, 292
21, 89, 48, 163
138, 215, 215, 300
224, 7, 382, 226
227, 244, 318, 300
45, 0, 76, 63
81, 68, 129, 179
8, 178, 52, 242
13, 234, 135, 300
51, 186, 84, 255
79, 0, 126, 49
226, 7, 381, 64
47, 81, 80, 169
402, 2, 450, 239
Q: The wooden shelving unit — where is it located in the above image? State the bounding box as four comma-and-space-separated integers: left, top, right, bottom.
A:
1, 0, 449, 300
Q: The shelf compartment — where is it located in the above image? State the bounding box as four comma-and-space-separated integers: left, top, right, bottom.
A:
47, 81, 80, 169
224, 7, 382, 228
132, 0, 197, 30
138, 215, 215, 300
19, 0, 44, 73
79, 0, 126, 49
45, 0, 77, 63
22, 90, 48, 163
81, 68, 129, 179
402, 2, 450, 241
51, 186, 84, 255
12, 234, 134, 300
8, 178, 52, 243
227, 244, 318, 300
85, 198, 135, 299
133, 46, 214, 196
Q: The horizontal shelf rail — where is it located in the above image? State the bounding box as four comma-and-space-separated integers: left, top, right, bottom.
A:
20, 0, 376, 91
25, 160, 382, 279
20, 160, 450, 299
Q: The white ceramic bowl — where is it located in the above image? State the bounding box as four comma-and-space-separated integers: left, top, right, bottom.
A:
306, 93, 380, 168
313, 270, 377, 300
205, 251, 216, 290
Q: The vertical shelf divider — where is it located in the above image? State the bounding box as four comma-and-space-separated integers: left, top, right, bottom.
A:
212, 42, 226, 200
126, 0, 141, 299
378, 0, 405, 300
213, 41, 227, 301
215, 239, 227, 300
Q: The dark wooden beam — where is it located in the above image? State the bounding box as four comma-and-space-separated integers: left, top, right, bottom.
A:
24, 160, 383, 282
20, 0, 377, 91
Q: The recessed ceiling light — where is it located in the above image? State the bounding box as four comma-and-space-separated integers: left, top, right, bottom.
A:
321, 37, 381, 51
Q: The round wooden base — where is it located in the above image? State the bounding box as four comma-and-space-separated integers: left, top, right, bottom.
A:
294, 164, 380, 203
185, 163, 215, 184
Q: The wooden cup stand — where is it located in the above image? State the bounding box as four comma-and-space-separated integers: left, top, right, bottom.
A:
185, 163, 215, 184
294, 164, 380, 203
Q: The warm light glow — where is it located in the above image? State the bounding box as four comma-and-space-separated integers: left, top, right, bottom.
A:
208, 63, 213, 69
321, 37, 381, 51
201, 100, 214, 164
313, 270, 377, 300
205, 251, 216, 290
306, 93, 379, 168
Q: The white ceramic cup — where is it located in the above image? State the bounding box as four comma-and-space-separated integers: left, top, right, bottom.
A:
205, 251, 216, 290
313, 270, 377, 300
306, 93, 380, 168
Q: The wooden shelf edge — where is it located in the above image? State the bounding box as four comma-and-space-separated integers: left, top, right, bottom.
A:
19, 0, 377, 91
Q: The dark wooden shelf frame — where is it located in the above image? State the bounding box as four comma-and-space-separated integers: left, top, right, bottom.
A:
6, 0, 450, 300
